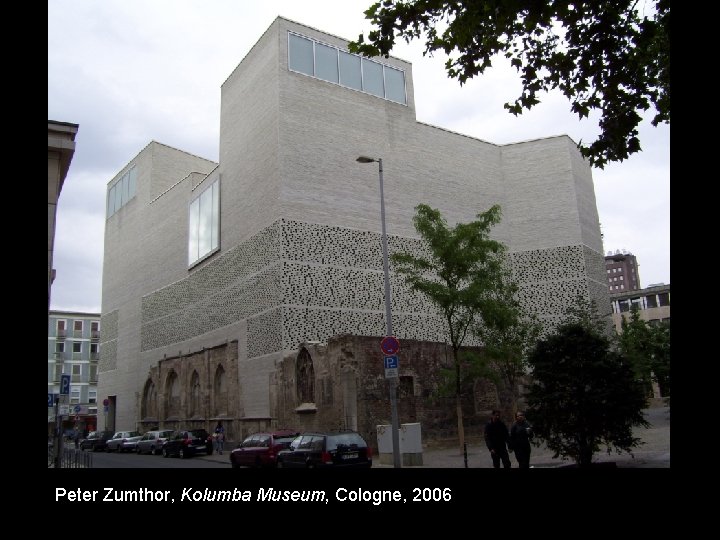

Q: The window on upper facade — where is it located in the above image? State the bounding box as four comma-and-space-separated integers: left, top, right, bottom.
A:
188, 179, 220, 267
90, 343, 99, 354
107, 166, 137, 218
72, 342, 82, 353
74, 320, 83, 332
288, 32, 407, 105
91, 321, 99, 332
55, 342, 65, 353
57, 320, 66, 331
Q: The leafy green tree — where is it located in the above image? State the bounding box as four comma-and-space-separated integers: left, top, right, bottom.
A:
526, 303, 648, 467
473, 276, 542, 416
649, 321, 670, 398
619, 306, 654, 396
349, 0, 669, 168
391, 203, 505, 454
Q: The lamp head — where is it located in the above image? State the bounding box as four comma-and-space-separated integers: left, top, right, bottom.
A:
356, 156, 377, 163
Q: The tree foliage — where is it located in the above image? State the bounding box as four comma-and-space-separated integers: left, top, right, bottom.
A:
619, 307, 671, 398
473, 275, 542, 416
349, 0, 670, 168
526, 304, 648, 467
391, 203, 505, 453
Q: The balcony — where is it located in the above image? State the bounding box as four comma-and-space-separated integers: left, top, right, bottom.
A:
91, 331, 100, 341
57, 329, 66, 340
90, 352, 99, 362
53, 352, 67, 362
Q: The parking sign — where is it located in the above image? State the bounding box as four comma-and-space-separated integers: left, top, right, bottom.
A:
60, 374, 71, 395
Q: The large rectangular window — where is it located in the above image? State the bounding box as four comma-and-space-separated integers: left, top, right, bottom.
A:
107, 166, 138, 218
188, 179, 220, 266
288, 32, 407, 105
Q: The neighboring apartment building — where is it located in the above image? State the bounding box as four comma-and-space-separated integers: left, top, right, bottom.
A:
605, 250, 640, 292
610, 283, 670, 333
48, 311, 100, 436
99, 17, 609, 440
48, 120, 78, 311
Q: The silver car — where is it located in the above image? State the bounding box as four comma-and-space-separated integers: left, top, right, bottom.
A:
106, 431, 142, 452
136, 430, 175, 455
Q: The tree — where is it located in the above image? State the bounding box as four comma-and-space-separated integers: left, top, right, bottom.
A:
473, 276, 542, 416
349, 0, 669, 169
619, 306, 654, 396
391, 203, 505, 455
526, 302, 648, 467
649, 321, 670, 398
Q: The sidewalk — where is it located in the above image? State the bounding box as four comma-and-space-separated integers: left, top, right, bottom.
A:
198, 406, 669, 469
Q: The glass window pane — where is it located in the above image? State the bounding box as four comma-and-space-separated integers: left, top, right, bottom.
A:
108, 185, 116, 216
288, 34, 314, 76
127, 167, 137, 199
339, 51, 361, 90
122, 173, 130, 205
198, 187, 213, 257
315, 43, 338, 83
211, 181, 219, 251
188, 198, 199, 265
362, 58, 384, 97
384, 66, 406, 104
115, 179, 123, 210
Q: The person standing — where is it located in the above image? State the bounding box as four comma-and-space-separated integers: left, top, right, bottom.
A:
484, 410, 511, 468
509, 411, 534, 469
214, 420, 225, 455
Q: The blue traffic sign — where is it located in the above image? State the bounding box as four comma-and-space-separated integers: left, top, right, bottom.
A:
383, 355, 399, 369
74, 405, 82, 414
60, 374, 71, 395
48, 393, 55, 407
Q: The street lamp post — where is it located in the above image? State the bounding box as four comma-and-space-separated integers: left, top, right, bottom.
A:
356, 155, 401, 469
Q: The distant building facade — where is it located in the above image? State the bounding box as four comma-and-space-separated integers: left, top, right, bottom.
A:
48, 311, 100, 436
610, 283, 670, 332
98, 17, 609, 442
48, 120, 78, 311
605, 250, 640, 292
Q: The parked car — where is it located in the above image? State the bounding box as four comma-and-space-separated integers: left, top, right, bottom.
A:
162, 429, 213, 459
79, 430, 114, 452
136, 430, 175, 455
276, 431, 372, 468
105, 431, 142, 452
230, 429, 299, 468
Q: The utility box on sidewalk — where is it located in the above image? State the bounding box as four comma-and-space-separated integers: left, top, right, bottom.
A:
377, 422, 423, 466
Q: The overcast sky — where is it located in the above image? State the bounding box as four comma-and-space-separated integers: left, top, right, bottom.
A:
48, 0, 670, 314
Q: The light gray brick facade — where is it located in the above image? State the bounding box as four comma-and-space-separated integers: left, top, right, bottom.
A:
99, 17, 609, 434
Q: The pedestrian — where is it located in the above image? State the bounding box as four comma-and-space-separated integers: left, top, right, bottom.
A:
214, 420, 225, 455
484, 410, 511, 468
73, 427, 80, 449
509, 411, 533, 469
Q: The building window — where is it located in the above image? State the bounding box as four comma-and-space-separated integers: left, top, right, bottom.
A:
107, 166, 137, 218
89, 391, 97, 404
70, 389, 80, 404
658, 293, 670, 306
54, 364, 64, 381
620, 275, 624, 280
55, 342, 65, 353
288, 32, 407, 105
57, 320, 66, 334
188, 179, 220, 266
89, 365, 98, 382
296, 348, 315, 403
72, 342, 82, 353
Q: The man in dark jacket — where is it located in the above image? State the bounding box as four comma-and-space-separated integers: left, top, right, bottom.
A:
484, 410, 511, 468
509, 411, 533, 469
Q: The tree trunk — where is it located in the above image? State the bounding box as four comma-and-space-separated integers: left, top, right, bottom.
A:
456, 395, 465, 457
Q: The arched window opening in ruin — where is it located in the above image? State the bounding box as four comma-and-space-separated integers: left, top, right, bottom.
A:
213, 366, 227, 416
142, 379, 157, 419
189, 370, 201, 417
296, 348, 315, 403
166, 371, 180, 417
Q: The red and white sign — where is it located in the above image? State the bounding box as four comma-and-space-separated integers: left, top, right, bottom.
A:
380, 336, 400, 356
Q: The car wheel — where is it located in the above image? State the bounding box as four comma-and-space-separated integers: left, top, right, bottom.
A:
162, 448, 169, 458
179, 448, 186, 459
136, 446, 141, 454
